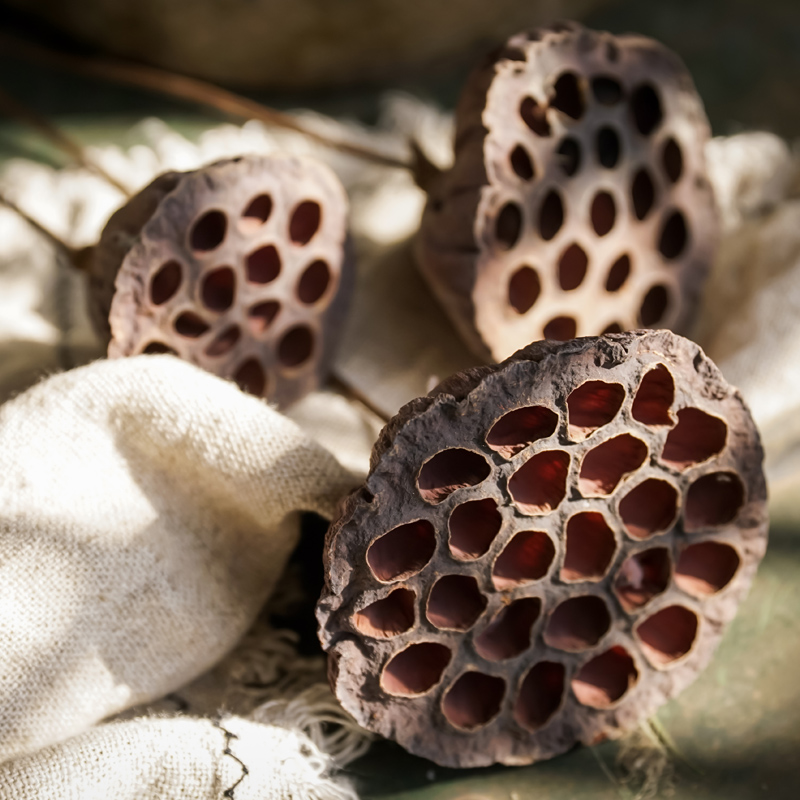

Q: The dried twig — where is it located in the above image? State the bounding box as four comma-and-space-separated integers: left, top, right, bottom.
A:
0, 191, 78, 263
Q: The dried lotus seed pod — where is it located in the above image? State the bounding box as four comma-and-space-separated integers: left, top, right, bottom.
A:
89, 154, 354, 408
416, 23, 719, 361
316, 330, 767, 768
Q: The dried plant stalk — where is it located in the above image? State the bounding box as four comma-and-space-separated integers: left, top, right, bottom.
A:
317, 330, 767, 768
417, 23, 719, 361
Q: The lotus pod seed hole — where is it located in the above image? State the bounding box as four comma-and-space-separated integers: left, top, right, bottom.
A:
615, 547, 672, 612
508, 266, 541, 314
603, 323, 623, 334
544, 595, 611, 651
632, 168, 657, 220
417, 449, 491, 504
556, 137, 581, 177
427, 575, 487, 630
367, 519, 437, 582
659, 210, 688, 259
510, 145, 535, 180
539, 190, 565, 241
685, 472, 745, 530
591, 191, 616, 236
520, 96, 551, 136
632, 364, 675, 425
496, 202, 523, 249
551, 72, 585, 120
567, 380, 625, 439
487, 405, 558, 458
247, 301, 281, 335
596, 126, 621, 168
475, 598, 541, 661
442, 672, 506, 730
579, 434, 648, 496
239, 194, 273, 233
205, 325, 241, 357
631, 84, 663, 135
558, 243, 588, 291
298, 259, 331, 304
289, 200, 322, 245
354, 588, 416, 638
636, 605, 698, 667
515, 661, 565, 730
201, 266, 236, 311
662, 138, 683, 183
591, 76, 623, 105
675, 541, 740, 596
640, 285, 670, 326
150, 261, 182, 305
246, 245, 281, 284
449, 498, 502, 559
605, 254, 631, 292
572, 646, 638, 708
508, 450, 570, 514
662, 408, 727, 469
492, 530, 555, 589
619, 479, 679, 539
278, 325, 314, 368
142, 341, 177, 355
381, 643, 451, 696
233, 358, 266, 397
543, 316, 577, 341
174, 311, 210, 338
190, 210, 227, 252
562, 512, 617, 581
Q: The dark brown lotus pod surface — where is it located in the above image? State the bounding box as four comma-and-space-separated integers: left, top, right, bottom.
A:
90, 154, 354, 408
316, 330, 767, 768
416, 23, 719, 361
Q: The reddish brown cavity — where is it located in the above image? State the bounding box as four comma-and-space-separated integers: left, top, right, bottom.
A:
381, 643, 451, 696
558, 244, 588, 291
551, 72, 585, 120
427, 575, 487, 631
520, 96, 551, 136
662, 138, 683, 183
354, 588, 416, 637
142, 341, 177, 355
539, 191, 564, 240
562, 512, 617, 582
496, 202, 522, 249
449, 498, 502, 559
233, 359, 266, 397
543, 316, 577, 341
619, 479, 678, 539
442, 672, 506, 730
640, 285, 670, 326
510, 144, 535, 180
661, 408, 727, 469
591, 191, 616, 236
486, 405, 558, 458
508, 266, 541, 314
205, 325, 241, 357
367, 519, 436, 582
572, 646, 638, 708
201, 266, 236, 311
247, 300, 280, 335
417, 449, 491, 504
684, 472, 745, 530
615, 547, 672, 612
278, 325, 314, 368
492, 531, 555, 589
174, 311, 210, 338
631, 364, 674, 425
246, 245, 281, 284
567, 380, 625, 439
544, 595, 611, 652
659, 210, 688, 259
289, 200, 322, 245
298, 260, 331, 304
631, 84, 663, 136
632, 168, 657, 220
579, 434, 648, 496
239, 193, 273, 233
508, 450, 570, 514
637, 605, 698, 667
556, 137, 581, 176
514, 661, 565, 730
475, 598, 541, 661
190, 209, 227, 252
675, 541, 741, 596
605, 254, 631, 292
150, 261, 182, 305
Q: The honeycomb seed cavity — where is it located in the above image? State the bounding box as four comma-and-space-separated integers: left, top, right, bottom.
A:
318, 331, 767, 767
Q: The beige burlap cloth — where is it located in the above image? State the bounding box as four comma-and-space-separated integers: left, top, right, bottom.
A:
0, 100, 798, 797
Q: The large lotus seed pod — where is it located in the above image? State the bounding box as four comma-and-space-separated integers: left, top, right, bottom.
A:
90, 155, 354, 408
416, 23, 719, 361
316, 330, 767, 768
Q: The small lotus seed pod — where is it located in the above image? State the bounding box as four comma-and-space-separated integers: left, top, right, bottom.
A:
89, 154, 354, 408
316, 330, 767, 768
416, 23, 719, 361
